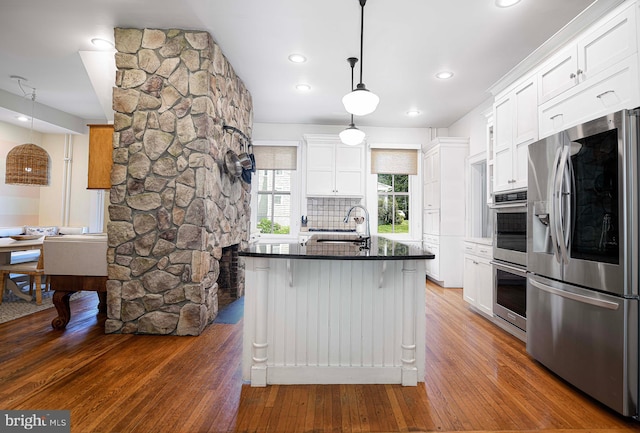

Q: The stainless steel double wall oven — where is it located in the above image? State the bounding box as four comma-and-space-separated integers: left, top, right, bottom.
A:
492, 190, 527, 332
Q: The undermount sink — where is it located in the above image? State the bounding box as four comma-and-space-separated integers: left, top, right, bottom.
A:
315, 238, 363, 244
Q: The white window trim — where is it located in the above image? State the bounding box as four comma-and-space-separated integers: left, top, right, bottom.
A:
250, 140, 302, 243
366, 143, 423, 241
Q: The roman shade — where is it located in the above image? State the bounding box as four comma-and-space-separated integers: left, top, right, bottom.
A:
253, 146, 297, 170
371, 148, 418, 175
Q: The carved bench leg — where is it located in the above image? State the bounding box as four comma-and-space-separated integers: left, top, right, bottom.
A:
97, 291, 107, 314
51, 291, 75, 330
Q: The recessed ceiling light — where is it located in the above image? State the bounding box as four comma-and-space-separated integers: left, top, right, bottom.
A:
288, 54, 307, 63
406, 110, 421, 117
17, 115, 29, 122
495, 0, 522, 7
91, 38, 115, 49
296, 84, 311, 92
436, 71, 454, 80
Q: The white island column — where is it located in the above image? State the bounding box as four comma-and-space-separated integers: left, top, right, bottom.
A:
251, 257, 269, 387
401, 259, 418, 386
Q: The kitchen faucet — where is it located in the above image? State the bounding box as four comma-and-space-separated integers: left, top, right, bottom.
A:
343, 205, 370, 239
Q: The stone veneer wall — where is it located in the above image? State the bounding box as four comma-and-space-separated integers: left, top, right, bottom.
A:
106, 28, 252, 335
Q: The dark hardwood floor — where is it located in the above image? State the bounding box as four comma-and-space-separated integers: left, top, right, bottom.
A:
1, 282, 638, 433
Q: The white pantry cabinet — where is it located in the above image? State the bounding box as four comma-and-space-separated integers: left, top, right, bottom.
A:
493, 73, 537, 193
463, 240, 493, 318
304, 134, 365, 197
422, 137, 468, 288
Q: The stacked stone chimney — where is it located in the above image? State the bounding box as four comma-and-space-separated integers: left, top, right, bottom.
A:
106, 28, 252, 335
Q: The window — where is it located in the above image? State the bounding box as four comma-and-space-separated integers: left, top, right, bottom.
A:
370, 147, 418, 236
257, 170, 292, 234
251, 143, 299, 237
377, 174, 409, 233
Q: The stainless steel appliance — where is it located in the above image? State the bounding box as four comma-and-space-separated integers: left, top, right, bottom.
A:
492, 191, 527, 267
492, 259, 527, 331
527, 108, 639, 418
492, 190, 528, 331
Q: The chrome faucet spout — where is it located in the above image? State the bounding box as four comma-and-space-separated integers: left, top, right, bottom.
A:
344, 205, 370, 238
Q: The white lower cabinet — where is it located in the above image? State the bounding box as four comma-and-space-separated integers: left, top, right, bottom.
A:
463, 240, 493, 317
424, 235, 463, 288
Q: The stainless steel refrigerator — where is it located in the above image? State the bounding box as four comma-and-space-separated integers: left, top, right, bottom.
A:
527, 109, 639, 418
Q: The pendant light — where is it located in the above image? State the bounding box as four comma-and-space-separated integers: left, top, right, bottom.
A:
342, 0, 379, 116
5, 78, 50, 186
340, 57, 366, 146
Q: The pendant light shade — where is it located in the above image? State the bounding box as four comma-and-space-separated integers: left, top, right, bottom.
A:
340, 57, 366, 146
339, 123, 366, 146
342, 0, 378, 116
342, 84, 380, 116
5, 143, 50, 186
5, 80, 50, 186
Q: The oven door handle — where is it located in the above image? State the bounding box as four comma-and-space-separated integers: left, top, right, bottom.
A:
491, 261, 527, 277
529, 278, 619, 310
490, 202, 527, 209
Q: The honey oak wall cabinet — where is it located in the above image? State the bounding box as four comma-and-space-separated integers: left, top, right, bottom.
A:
87, 124, 114, 189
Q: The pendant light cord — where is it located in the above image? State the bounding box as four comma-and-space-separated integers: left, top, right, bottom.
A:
358, 0, 366, 85
29, 89, 36, 144
347, 57, 359, 124
16, 78, 36, 143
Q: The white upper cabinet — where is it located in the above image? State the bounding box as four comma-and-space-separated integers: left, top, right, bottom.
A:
538, 2, 637, 106
304, 135, 364, 197
493, 74, 537, 193
537, 1, 639, 137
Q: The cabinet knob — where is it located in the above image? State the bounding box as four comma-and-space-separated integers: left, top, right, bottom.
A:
569, 73, 576, 79
577, 69, 583, 76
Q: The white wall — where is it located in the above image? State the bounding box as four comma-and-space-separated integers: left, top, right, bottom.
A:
253, 123, 430, 145
39, 133, 96, 228
447, 97, 493, 157
0, 122, 44, 226
0, 120, 98, 230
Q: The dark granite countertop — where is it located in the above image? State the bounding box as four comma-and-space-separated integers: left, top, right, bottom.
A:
239, 235, 435, 261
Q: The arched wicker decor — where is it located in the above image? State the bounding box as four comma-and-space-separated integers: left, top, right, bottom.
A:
5, 143, 50, 186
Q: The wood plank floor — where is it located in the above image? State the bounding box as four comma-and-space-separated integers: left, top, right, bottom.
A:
1, 282, 639, 433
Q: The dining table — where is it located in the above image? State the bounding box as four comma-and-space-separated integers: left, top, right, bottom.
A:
0, 236, 45, 302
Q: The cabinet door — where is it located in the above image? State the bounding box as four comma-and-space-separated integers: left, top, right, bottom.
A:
513, 77, 537, 145
424, 180, 440, 209
578, 3, 637, 84
493, 96, 513, 193
538, 46, 578, 105
334, 145, 364, 196
539, 55, 640, 138
425, 242, 440, 280
306, 143, 336, 195
423, 149, 440, 183
423, 210, 440, 235
476, 258, 493, 316
87, 124, 114, 189
463, 255, 477, 305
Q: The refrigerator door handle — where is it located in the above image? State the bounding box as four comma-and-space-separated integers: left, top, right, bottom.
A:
549, 147, 562, 263
529, 278, 620, 310
555, 145, 571, 265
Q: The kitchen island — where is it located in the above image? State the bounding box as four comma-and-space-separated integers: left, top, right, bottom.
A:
240, 235, 434, 387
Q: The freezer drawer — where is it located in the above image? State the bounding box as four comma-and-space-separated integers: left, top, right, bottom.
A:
527, 274, 638, 417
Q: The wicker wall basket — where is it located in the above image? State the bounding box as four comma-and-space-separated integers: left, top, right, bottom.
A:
5, 143, 51, 186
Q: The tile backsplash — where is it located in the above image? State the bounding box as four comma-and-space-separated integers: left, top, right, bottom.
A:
304, 197, 364, 231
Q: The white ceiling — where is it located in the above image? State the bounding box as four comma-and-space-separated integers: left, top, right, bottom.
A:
0, 0, 602, 135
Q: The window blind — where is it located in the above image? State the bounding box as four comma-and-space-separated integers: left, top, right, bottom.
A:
253, 146, 297, 170
371, 148, 418, 175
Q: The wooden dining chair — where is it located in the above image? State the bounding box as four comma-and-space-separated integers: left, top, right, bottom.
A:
0, 254, 47, 305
